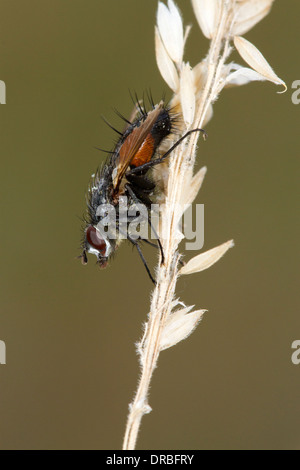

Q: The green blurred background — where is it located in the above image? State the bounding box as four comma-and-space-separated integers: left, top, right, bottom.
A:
0, 0, 299, 450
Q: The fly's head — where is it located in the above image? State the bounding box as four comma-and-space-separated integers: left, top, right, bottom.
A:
81, 169, 116, 269
81, 224, 113, 269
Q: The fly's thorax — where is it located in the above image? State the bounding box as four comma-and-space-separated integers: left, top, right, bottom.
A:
150, 107, 173, 147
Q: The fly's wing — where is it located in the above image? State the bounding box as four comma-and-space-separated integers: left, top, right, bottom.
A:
112, 102, 164, 191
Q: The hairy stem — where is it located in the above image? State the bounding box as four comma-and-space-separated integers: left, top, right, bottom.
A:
123, 0, 234, 451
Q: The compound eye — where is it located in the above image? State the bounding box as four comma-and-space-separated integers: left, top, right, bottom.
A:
86, 226, 106, 255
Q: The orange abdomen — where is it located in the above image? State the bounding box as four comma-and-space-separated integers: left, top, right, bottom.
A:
130, 134, 155, 168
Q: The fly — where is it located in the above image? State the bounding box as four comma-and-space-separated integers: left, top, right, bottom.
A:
80, 99, 206, 283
